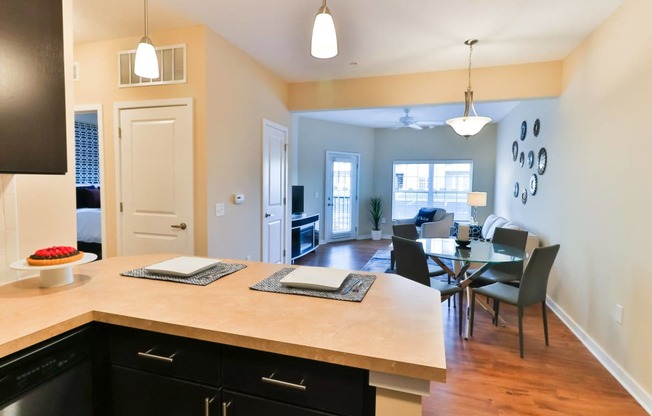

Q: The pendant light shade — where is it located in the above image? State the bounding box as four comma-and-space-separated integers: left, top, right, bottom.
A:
446, 40, 491, 138
311, 0, 338, 59
134, 0, 159, 79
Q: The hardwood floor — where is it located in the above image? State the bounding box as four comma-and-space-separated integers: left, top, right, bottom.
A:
295, 239, 647, 416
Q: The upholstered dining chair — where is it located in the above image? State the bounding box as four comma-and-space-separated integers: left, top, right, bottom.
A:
474, 227, 529, 286
392, 236, 463, 335
390, 224, 445, 277
469, 244, 560, 358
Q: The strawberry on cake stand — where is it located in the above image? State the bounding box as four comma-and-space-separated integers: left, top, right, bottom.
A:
10, 247, 97, 288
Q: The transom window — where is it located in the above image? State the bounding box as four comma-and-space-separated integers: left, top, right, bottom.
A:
392, 161, 473, 222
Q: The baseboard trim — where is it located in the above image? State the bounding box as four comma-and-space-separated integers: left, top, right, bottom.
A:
546, 297, 651, 414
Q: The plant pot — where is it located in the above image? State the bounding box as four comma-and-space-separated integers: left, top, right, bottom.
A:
371, 230, 382, 241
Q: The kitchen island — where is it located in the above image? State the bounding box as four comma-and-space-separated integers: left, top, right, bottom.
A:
0, 254, 446, 415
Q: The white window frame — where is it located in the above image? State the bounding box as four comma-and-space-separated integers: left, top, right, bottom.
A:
392, 160, 474, 222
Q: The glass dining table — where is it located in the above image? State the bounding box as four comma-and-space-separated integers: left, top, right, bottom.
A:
418, 238, 527, 339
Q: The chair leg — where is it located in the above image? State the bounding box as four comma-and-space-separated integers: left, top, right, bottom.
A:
494, 300, 500, 326
390, 251, 395, 270
518, 306, 524, 358
469, 291, 476, 337
458, 291, 463, 336
542, 301, 549, 346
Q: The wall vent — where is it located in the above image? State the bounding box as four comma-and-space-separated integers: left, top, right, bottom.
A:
118, 44, 186, 87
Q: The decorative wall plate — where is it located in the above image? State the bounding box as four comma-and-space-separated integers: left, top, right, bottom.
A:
537, 148, 547, 175
520, 121, 527, 141
513, 182, 520, 198
519, 152, 525, 167
521, 188, 528, 204
533, 119, 541, 137
527, 150, 535, 169
529, 174, 538, 195
512, 141, 518, 161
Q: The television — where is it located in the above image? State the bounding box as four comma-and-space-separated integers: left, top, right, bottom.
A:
292, 185, 304, 215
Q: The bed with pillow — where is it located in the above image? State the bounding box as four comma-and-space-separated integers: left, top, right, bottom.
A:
76, 185, 102, 259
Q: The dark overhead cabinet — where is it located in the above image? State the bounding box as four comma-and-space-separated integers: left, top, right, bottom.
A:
0, 0, 67, 174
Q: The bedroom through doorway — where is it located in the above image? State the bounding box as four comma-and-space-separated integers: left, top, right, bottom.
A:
74, 106, 105, 260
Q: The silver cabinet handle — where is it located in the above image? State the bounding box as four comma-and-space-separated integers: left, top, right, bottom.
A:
261, 372, 307, 391
205, 396, 216, 416
171, 222, 187, 230
221, 400, 232, 416
137, 347, 177, 363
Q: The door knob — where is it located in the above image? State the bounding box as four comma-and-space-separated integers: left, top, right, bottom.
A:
264, 213, 272, 218
171, 223, 187, 230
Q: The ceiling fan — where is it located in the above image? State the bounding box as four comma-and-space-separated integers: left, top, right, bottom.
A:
396, 109, 444, 130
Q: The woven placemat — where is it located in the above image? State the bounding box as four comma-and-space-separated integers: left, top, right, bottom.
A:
121, 262, 246, 286
250, 268, 375, 302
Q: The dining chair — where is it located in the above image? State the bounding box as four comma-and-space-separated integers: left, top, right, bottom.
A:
474, 227, 529, 286
390, 224, 445, 277
469, 244, 560, 358
392, 236, 463, 335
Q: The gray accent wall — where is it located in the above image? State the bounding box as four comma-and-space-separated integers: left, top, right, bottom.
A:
297, 117, 497, 239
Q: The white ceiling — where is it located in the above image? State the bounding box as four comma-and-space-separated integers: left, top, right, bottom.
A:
72, 0, 624, 128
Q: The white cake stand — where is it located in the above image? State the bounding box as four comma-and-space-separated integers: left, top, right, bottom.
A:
10, 253, 98, 288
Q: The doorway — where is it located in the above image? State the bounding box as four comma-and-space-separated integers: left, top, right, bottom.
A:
324, 151, 359, 242
74, 104, 106, 259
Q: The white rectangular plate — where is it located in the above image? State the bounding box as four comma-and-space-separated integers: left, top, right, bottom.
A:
144, 256, 221, 277
280, 267, 350, 291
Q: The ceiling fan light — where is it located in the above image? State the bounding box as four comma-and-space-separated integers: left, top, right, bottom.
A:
134, 36, 159, 79
311, 3, 338, 59
446, 116, 491, 138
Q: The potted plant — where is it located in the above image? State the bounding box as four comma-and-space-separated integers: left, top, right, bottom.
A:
369, 196, 383, 240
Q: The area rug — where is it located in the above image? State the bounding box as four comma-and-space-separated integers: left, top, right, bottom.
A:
361, 249, 452, 274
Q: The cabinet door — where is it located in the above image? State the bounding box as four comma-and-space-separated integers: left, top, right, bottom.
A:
111, 366, 219, 416
222, 390, 333, 416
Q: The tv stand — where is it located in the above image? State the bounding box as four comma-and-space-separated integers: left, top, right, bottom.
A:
291, 213, 319, 262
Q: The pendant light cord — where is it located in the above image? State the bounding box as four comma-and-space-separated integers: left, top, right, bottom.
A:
467, 42, 473, 91
144, 0, 149, 38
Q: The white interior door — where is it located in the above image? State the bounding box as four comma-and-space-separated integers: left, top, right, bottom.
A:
262, 119, 288, 263
118, 103, 193, 255
324, 152, 359, 242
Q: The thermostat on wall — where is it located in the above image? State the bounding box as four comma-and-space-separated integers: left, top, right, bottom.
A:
233, 194, 245, 204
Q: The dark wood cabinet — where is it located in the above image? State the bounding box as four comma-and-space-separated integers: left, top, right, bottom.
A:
101, 325, 374, 416
111, 366, 220, 416
0, 0, 67, 174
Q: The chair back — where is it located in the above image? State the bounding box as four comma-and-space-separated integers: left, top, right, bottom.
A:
392, 223, 419, 240
490, 227, 529, 276
391, 236, 430, 287
517, 244, 560, 307
421, 213, 455, 238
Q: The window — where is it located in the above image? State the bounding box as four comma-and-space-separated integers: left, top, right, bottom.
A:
392, 161, 473, 222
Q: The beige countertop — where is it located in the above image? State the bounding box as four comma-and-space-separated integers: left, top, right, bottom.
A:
0, 254, 446, 383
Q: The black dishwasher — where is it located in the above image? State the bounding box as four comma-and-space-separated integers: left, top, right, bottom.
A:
0, 325, 93, 416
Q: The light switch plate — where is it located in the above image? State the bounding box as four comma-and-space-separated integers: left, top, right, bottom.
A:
216, 203, 225, 217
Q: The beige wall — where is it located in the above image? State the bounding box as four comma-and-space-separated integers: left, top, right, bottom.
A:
204, 30, 290, 261
288, 61, 562, 111
74, 25, 209, 257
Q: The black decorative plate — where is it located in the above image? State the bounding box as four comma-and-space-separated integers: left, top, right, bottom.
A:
520, 121, 527, 141
529, 174, 538, 195
521, 188, 528, 205
533, 119, 541, 137
513, 182, 520, 198
519, 152, 525, 167
512, 141, 518, 161
527, 150, 535, 169
537, 148, 547, 175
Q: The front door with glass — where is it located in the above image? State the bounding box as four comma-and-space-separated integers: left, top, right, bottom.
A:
324, 152, 359, 242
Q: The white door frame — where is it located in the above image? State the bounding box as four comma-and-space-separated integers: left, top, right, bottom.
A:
74, 103, 107, 259
324, 151, 360, 242
261, 119, 289, 263
114, 97, 194, 256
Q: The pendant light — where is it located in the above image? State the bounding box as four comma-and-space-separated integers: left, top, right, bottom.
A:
134, 0, 159, 79
446, 39, 491, 138
311, 0, 338, 59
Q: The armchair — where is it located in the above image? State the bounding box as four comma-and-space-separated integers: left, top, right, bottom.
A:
393, 207, 449, 238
